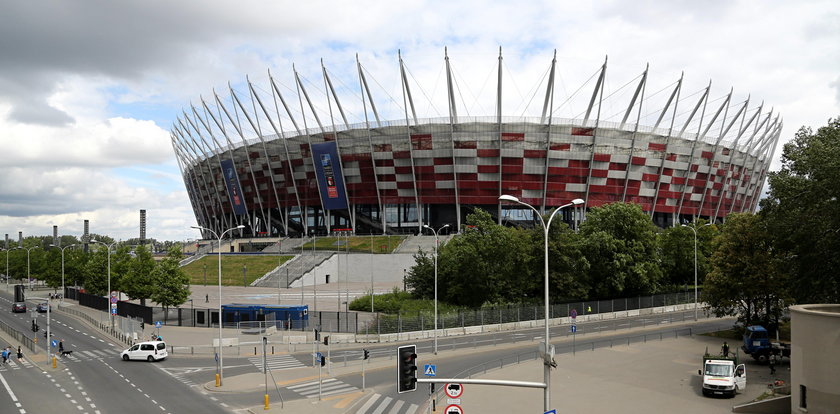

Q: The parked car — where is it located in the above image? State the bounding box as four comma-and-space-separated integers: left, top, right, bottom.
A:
12, 302, 26, 313
36, 302, 50, 313
121, 341, 167, 362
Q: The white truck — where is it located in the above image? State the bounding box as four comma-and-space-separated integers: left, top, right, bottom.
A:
699, 355, 746, 397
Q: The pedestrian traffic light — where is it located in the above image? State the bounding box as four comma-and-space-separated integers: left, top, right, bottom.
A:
363, 349, 370, 360
320, 355, 326, 367
397, 345, 417, 393
314, 329, 320, 341
323, 336, 329, 346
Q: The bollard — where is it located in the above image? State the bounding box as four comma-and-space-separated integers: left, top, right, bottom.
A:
52, 355, 57, 368
264, 394, 269, 410
216, 373, 221, 387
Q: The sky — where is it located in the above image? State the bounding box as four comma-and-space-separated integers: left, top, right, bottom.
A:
0, 0, 837, 243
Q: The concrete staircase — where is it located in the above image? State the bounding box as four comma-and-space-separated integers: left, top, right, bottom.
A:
252, 250, 333, 288
393, 234, 452, 254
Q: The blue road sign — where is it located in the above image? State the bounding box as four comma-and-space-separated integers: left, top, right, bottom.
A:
545, 410, 557, 414
424, 364, 436, 376
571, 325, 577, 333
570, 309, 577, 319
154, 321, 162, 328
51, 339, 58, 347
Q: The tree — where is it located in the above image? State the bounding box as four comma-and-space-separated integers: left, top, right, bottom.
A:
702, 213, 789, 327
150, 248, 191, 320
546, 222, 590, 302
578, 202, 663, 297
761, 116, 840, 303
122, 245, 156, 306
405, 249, 434, 299
658, 219, 716, 288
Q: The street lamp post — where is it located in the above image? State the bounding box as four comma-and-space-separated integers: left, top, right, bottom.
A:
422, 224, 449, 355
682, 223, 711, 321
50, 244, 76, 306
191, 224, 244, 387
24, 246, 40, 289
499, 195, 583, 412
91, 240, 117, 329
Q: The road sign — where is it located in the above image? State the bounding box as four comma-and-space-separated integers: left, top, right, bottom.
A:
447, 398, 461, 405
110, 291, 117, 298
444, 383, 463, 399
154, 321, 162, 328
570, 309, 577, 319
444, 404, 463, 414
571, 325, 577, 333
424, 364, 436, 376
110, 308, 117, 315
51, 339, 58, 347
545, 410, 557, 414
110, 296, 118, 304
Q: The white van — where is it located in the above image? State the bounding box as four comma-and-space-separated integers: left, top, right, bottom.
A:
699, 358, 746, 397
121, 341, 168, 362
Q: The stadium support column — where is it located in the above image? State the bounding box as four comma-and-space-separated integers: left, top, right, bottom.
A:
267, 71, 307, 235
444, 48, 461, 231
171, 136, 211, 231
322, 62, 356, 233
696, 96, 746, 222
220, 87, 269, 235
356, 55, 385, 233
243, 78, 287, 235
540, 51, 557, 217
178, 116, 225, 234
726, 110, 773, 217
619, 65, 649, 204
746, 122, 782, 212
738, 118, 780, 213
496, 47, 505, 219
295, 65, 329, 235
398, 51, 423, 232
582, 57, 607, 215
646, 73, 682, 222
718, 108, 771, 218
676, 88, 730, 221
190, 103, 240, 233
711, 100, 760, 221
204, 94, 253, 235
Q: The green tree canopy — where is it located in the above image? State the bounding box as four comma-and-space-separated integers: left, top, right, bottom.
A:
579, 202, 662, 297
150, 248, 191, 315
702, 213, 789, 327
121, 245, 156, 306
761, 116, 840, 303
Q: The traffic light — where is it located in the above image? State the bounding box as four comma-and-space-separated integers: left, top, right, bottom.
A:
397, 345, 417, 393
323, 336, 329, 346
320, 355, 326, 367
363, 349, 370, 360
314, 329, 320, 341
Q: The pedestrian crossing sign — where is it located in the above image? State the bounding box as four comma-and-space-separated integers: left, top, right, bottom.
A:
424, 364, 436, 376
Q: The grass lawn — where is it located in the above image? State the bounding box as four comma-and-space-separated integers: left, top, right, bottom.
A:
182, 255, 293, 286
300, 235, 407, 253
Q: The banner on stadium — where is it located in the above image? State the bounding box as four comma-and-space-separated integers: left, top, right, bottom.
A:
310, 142, 349, 210
220, 159, 247, 215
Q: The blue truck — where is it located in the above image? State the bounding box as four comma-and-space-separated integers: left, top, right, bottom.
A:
741, 325, 791, 363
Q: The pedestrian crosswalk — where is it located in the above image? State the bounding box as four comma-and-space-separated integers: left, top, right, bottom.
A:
0, 358, 34, 371
248, 354, 306, 372
286, 378, 357, 398
355, 393, 418, 414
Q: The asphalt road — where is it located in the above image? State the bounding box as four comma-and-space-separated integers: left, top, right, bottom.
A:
0, 291, 230, 414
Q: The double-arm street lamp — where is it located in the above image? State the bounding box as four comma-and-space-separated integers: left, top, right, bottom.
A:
422, 224, 449, 355
499, 195, 583, 412
24, 246, 40, 289
91, 240, 118, 329
191, 224, 244, 387
50, 244, 76, 306
1, 247, 17, 291
682, 223, 711, 321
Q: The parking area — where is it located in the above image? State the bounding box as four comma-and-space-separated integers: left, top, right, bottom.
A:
461, 333, 790, 413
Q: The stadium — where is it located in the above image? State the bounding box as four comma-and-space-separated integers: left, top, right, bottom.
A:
170, 51, 782, 238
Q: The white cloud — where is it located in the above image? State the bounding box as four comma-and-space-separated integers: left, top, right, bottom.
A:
0, 0, 838, 241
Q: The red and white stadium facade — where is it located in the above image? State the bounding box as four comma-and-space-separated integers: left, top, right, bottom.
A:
171, 52, 782, 238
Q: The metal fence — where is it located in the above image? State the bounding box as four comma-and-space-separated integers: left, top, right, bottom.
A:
367, 290, 699, 336
0, 317, 37, 353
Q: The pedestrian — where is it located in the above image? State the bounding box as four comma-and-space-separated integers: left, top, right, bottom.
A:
769, 355, 777, 376
16, 346, 22, 360
58, 339, 64, 353
722, 341, 729, 357
205, 294, 209, 303
1, 347, 7, 364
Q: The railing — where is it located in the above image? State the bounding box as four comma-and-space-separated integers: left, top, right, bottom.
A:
0, 318, 37, 353
57, 306, 138, 346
